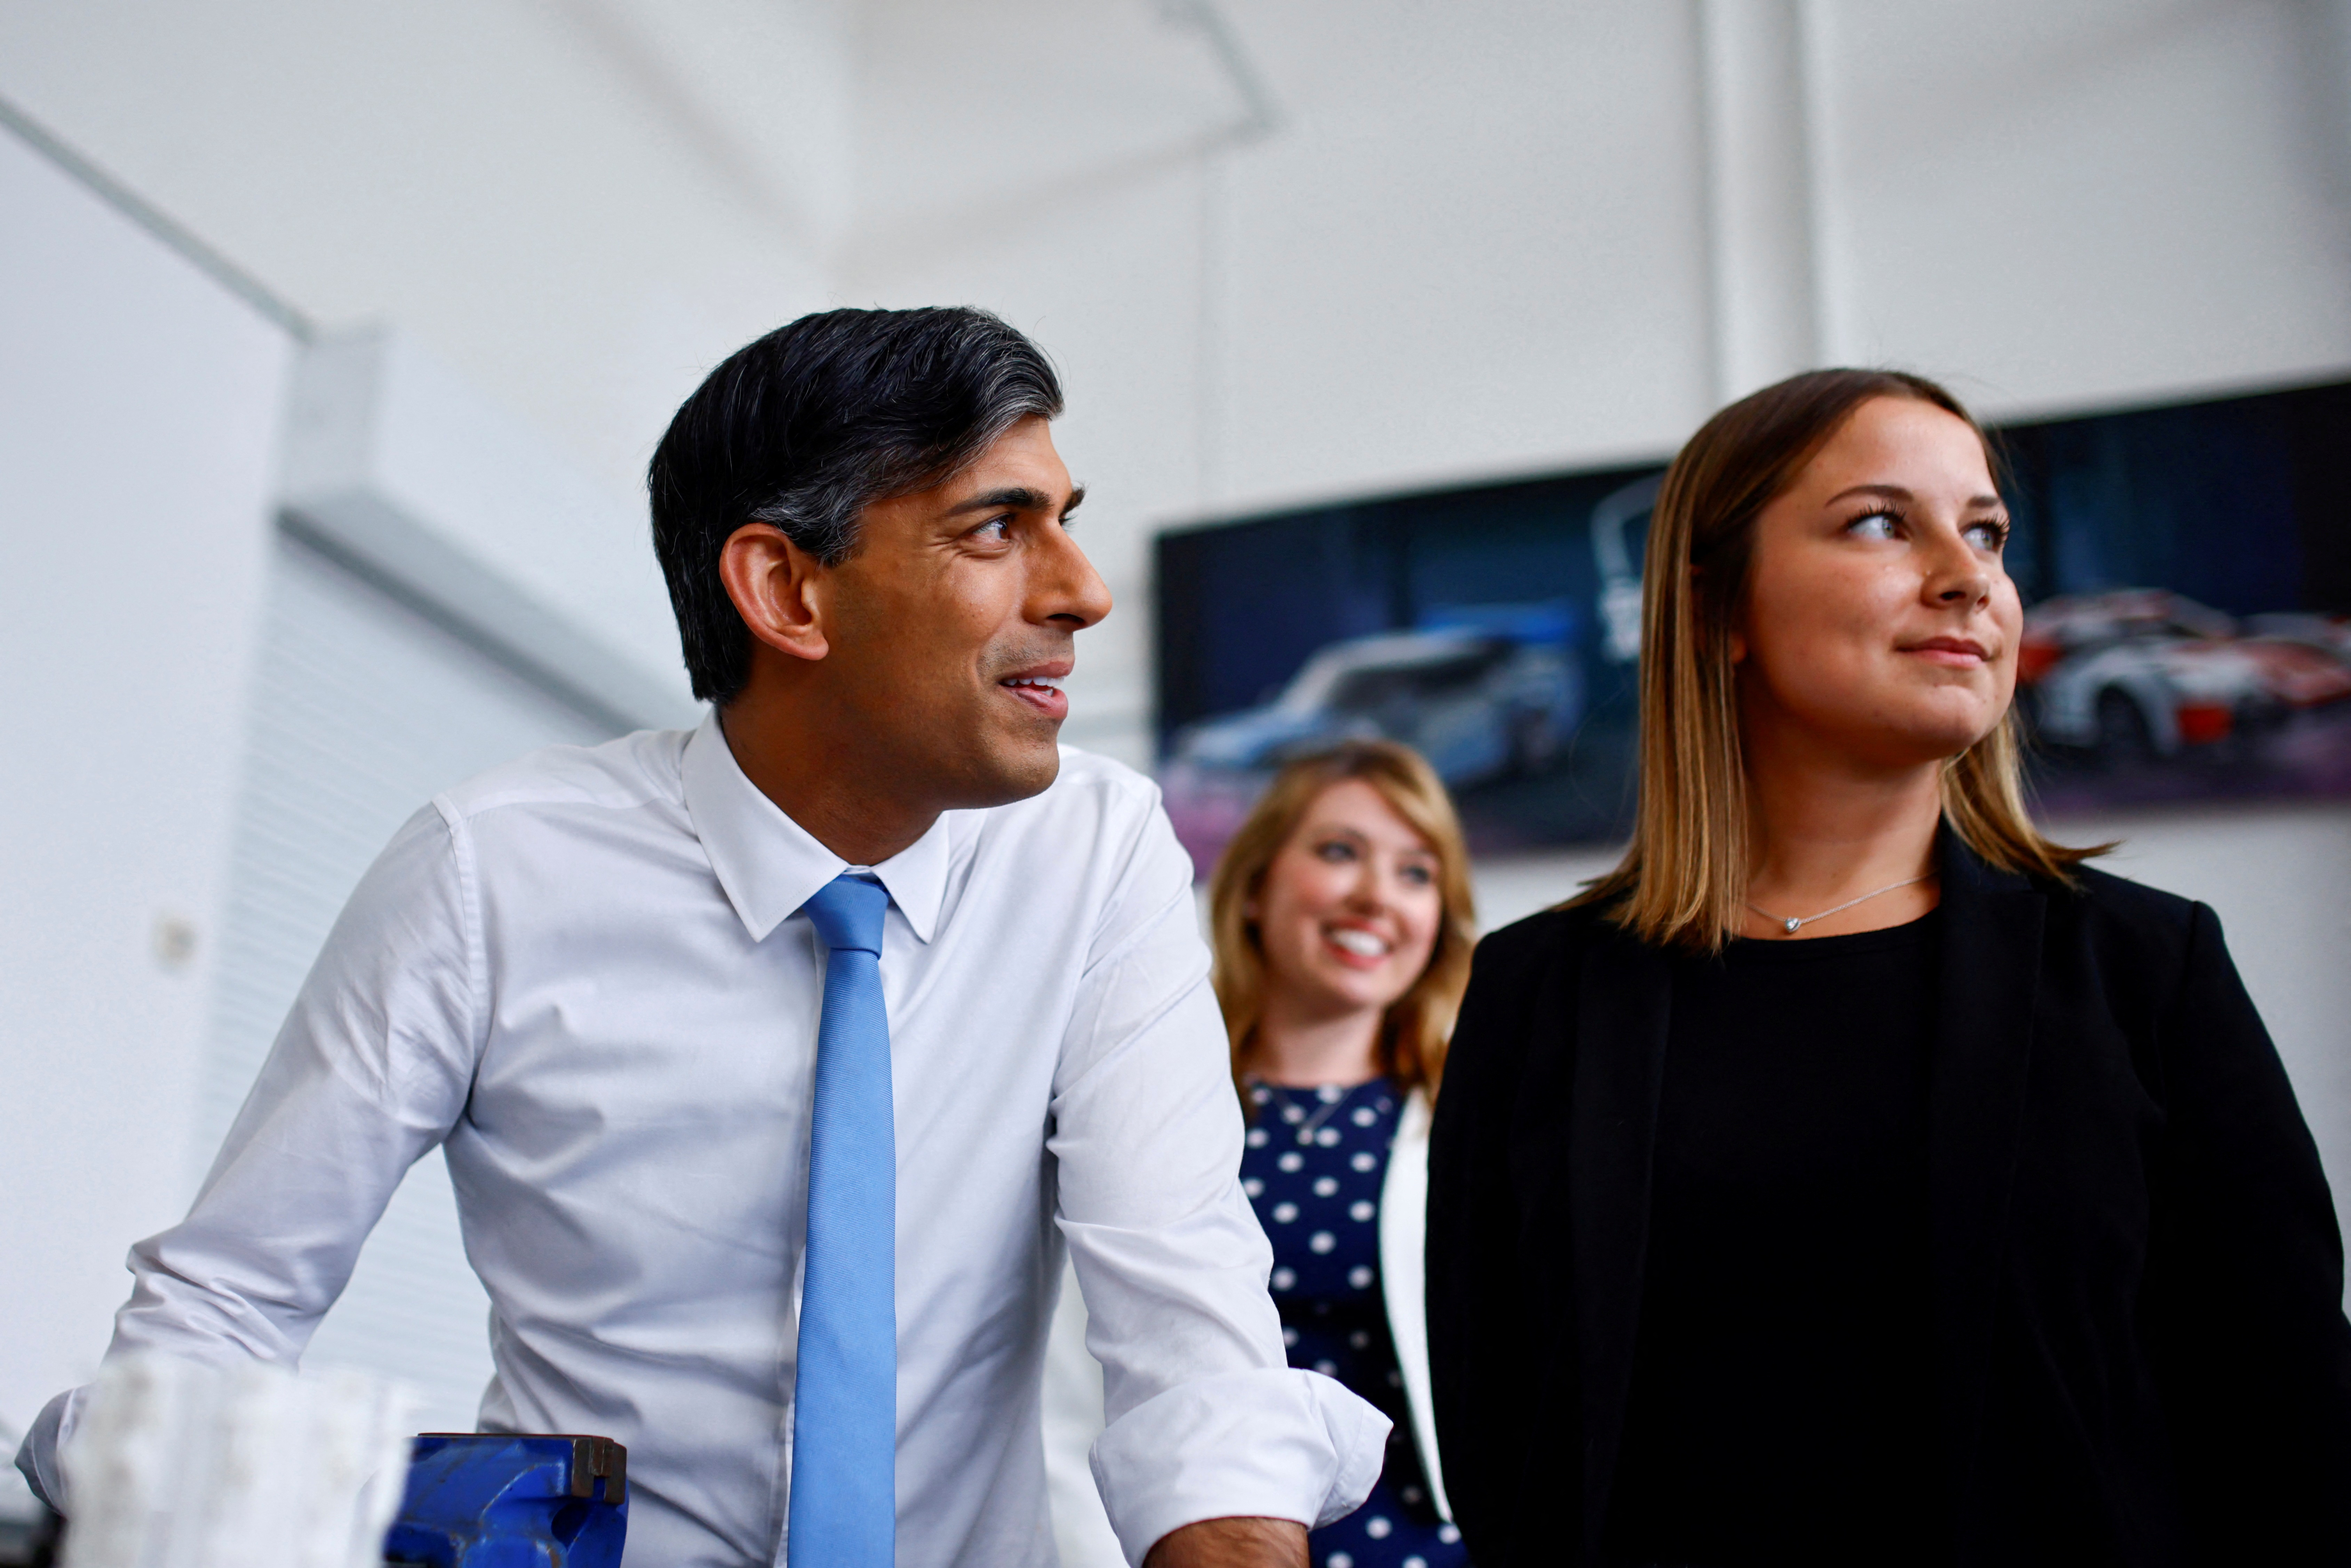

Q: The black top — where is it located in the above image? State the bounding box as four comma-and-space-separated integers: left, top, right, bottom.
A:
1603, 914, 1943, 1565
1426, 832, 2351, 1568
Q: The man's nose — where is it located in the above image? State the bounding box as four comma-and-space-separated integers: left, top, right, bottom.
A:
1037, 527, 1113, 629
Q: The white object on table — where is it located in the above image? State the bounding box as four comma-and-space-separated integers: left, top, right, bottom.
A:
59, 1354, 416, 1568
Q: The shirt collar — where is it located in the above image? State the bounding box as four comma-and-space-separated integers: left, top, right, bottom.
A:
680, 711, 948, 945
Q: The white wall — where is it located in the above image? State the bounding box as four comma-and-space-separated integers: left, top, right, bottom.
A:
280, 327, 698, 727
1818, 0, 2351, 414
0, 122, 294, 1433
0, 0, 852, 671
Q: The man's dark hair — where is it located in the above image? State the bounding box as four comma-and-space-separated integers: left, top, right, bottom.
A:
648, 306, 1064, 703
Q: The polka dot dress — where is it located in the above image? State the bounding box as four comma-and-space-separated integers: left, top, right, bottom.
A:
1243, 1078, 1470, 1568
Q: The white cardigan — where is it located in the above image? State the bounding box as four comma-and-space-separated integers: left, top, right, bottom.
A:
1041, 1089, 1450, 1566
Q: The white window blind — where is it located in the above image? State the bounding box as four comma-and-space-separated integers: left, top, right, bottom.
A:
198, 529, 624, 1431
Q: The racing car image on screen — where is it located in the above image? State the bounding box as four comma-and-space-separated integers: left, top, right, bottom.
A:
1169, 622, 1583, 789
2017, 590, 2351, 761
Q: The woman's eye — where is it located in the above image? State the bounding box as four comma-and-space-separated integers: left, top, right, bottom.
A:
1964, 520, 2007, 551
1315, 840, 1357, 863
1397, 863, 1434, 887
1845, 509, 1899, 541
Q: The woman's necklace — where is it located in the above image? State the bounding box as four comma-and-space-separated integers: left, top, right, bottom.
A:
1258, 1080, 1364, 1146
1746, 873, 1934, 936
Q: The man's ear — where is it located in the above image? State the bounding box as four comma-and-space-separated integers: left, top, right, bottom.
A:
719, 523, 830, 662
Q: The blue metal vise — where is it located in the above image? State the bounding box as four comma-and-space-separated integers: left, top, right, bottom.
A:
383, 1434, 628, 1568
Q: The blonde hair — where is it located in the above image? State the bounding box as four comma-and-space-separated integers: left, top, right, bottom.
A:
1208, 741, 1478, 1099
1575, 368, 2102, 950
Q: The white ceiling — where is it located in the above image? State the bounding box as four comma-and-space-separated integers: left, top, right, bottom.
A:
847, 0, 1259, 256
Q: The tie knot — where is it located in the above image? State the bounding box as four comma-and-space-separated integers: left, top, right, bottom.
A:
801, 874, 888, 956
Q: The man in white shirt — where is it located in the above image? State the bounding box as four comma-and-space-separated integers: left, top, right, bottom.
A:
16, 307, 1386, 1565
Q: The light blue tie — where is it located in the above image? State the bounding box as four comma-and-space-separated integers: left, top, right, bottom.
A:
788, 874, 895, 1568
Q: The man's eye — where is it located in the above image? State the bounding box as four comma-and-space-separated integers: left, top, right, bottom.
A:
1845, 509, 1899, 541
973, 517, 1011, 542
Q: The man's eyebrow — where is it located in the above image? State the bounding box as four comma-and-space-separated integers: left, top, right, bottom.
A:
1061, 485, 1086, 517
1824, 482, 2004, 509
945, 486, 1059, 516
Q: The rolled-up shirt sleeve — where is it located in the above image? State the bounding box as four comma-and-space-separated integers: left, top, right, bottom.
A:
1047, 800, 1389, 1565
17, 803, 480, 1507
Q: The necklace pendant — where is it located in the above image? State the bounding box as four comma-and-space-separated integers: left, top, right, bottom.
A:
1783, 917, 1801, 934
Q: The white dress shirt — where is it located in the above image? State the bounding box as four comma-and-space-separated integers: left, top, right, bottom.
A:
22, 717, 1388, 1566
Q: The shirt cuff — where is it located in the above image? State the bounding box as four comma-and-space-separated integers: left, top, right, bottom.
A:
14, 1388, 81, 1514
1089, 1367, 1390, 1566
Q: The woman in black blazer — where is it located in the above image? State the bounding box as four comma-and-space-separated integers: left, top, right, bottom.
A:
1426, 369, 2351, 1566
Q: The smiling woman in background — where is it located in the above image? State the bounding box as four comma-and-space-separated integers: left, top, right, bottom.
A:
1050, 740, 1481, 1568
1426, 369, 2351, 1566
1214, 741, 1479, 1568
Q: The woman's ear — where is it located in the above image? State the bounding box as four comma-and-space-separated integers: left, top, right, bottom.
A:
1696, 564, 1748, 664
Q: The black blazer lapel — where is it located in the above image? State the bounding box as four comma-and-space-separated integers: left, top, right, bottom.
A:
1928, 832, 2046, 1526
1570, 931, 1672, 1560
